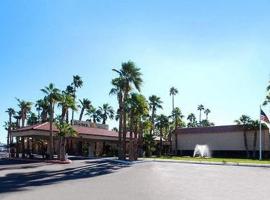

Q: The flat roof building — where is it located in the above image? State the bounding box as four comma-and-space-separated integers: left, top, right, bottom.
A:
172, 125, 270, 158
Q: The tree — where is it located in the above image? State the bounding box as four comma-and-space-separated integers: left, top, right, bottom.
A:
235, 115, 252, 158
98, 103, 114, 124
78, 98, 91, 121
126, 93, 148, 160
156, 114, 169, 156
169, 87, 178, 111
112, 61, 143, 160
149, 95, 163, 136
58, 92, 77, 122
36, 98, 49, 122
27, 112, 39, 125
110, 77, 125, 159
197, 104, 205, 125
187, 113, 197, 127
204, 108, 211, 120
5, 108, 15, 149
41, 83, 61, 159
56, 122, 77, 161
85, 106, 101, 123
71, 75, 83, 123
250, 120, 260, 159
171, 107, 185, 153
16, 99, 32, 127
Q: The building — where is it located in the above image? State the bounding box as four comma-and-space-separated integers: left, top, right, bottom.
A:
10, 121, 121, 158
172, 125, 270, 158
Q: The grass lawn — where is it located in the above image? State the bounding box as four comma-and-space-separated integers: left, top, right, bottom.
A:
149, 156, 270, 164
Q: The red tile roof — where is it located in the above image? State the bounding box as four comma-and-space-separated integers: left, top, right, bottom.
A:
176, 125, 269, 134
11, 122, 119, 138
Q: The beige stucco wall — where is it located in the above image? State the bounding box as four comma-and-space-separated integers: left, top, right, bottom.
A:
173, 130, 270, 151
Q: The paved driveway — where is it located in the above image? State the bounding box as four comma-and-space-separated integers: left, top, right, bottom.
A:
1, 158, 270, 200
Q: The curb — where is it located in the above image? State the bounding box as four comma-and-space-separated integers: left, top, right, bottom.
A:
4, 158, 72, 164
141, 158, 270, 168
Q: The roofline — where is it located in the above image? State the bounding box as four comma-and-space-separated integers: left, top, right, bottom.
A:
176, 124, 269, 134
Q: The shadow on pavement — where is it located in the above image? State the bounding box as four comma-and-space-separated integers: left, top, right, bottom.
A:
0, 159, 130, 194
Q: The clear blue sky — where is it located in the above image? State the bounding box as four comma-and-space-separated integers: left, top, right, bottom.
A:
0, 0, 269, 143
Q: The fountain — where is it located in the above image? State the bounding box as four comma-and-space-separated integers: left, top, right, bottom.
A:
193, 144, 211, 158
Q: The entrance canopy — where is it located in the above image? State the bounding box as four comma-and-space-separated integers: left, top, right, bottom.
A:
11, 122, 119, 141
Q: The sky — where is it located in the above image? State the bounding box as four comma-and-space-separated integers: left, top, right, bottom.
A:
0, 0, 270, 143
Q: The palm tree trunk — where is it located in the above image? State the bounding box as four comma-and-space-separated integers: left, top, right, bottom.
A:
79, 107, 85, 121
134, 122, 138, 160
118, 96, 124, 159
159, 128, 163, 157
49, 103, 54, 159
253, 130, 258, 159
243, 131, 249, 158
129, 116, 134, 161
150, 109, 154, 136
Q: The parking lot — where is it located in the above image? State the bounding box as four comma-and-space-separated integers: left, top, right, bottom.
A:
1, 158, 270, 200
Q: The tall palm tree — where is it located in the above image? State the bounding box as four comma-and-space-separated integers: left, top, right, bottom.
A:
187, 113, 197, 127
112, 61, 143, 160
126, 93, 148, 160
71, 75, 83, 123
110, 77, 125, 159
41, 83, 61, 159
235, 115, 252, 158
169, 87, 178, 112
16, 99, 32, 127
85, 106, 101, 123
204, 108, 211, 120
197, 104, 205, 125
98, 103, 114, 124
79, 98, 91, 121
156, 114, 169, 157
5, 108, 15, 149
149, 95, 163, 136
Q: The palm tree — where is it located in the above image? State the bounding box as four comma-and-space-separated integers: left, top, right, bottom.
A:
169, 87, 178, 111
85, 106, 101, 123
156, 114, 169, 156
27, 112, 39, 125
112, 61, 143, 160
110, 77, 125, 159
36, 98, 49, 122
235, 115, 252, 158
71, 75, 83, 123
13, 111, 21, 128
197, 104, 205, 125
171, 107, 184, 153
204, 108, 211, 120
5, 108, 15, 150
41, 83, 61, 159
98, 103, 114, 124
16, 99, 32, 127
149, 95, 163, 136
126, 93, 148, 160
187, 113, 197, 127
79, 98, 91, 121
58, 92, 77, 122
56, 122, 77, 161
250, 120, 260, 159
16, 99, 32, 158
